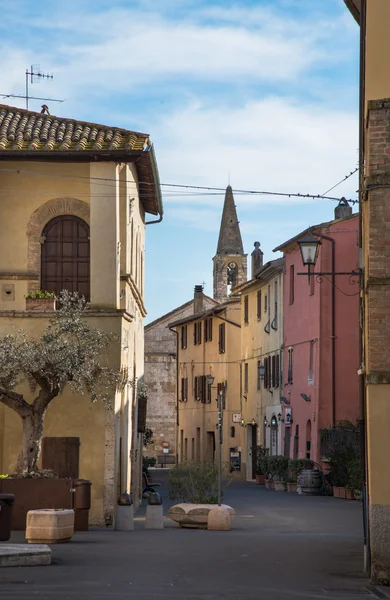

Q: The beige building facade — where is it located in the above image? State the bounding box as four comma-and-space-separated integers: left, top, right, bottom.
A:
0, 104, 162, 525
234, 248, 284, 480
344, 0, 390, 582
144, 291, 218, 462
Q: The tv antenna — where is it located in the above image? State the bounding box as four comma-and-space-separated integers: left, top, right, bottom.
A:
0, 65, 65, 111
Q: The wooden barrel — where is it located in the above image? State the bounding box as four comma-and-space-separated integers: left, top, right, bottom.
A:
300, 469, 322, 495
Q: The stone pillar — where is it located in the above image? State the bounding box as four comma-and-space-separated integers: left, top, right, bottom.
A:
365, 100, 390, 584
90, 162, 120, 309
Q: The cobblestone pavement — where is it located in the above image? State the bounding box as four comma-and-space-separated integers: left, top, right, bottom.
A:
0, 471, 381, 600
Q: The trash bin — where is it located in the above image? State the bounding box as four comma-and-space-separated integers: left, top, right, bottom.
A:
0, 494, 15, 541
72, 480, 91, 532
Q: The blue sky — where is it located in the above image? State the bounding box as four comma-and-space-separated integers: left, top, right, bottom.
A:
0, 0, 360, 323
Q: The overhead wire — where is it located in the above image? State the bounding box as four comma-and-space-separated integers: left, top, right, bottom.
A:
321, 166, 359, 197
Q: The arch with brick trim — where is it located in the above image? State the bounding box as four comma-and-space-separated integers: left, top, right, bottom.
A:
26, 197, 90, 292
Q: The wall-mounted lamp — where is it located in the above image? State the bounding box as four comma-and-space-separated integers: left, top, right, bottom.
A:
271, 415, 278, 427
277, 412, 282, 422
207, 374, 215, 386
297, 235, 321, 267
263, 416, 268, 427
251, 418, 256, 426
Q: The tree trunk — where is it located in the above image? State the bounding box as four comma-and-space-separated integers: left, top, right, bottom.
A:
19, 409, 45, 473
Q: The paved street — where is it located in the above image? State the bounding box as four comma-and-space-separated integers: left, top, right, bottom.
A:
0, 471, 379, 600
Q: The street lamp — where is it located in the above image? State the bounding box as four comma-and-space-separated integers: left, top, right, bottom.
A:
297, 235, 321, 267
206, 373, 223, 506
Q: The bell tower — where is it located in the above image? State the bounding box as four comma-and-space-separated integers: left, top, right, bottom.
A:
213, 186, 247, 301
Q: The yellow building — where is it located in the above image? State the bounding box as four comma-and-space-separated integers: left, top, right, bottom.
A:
345, 0, 390, 582
234, 247, 284, 480
169, 187, 247, 478
0, 104, 162, 525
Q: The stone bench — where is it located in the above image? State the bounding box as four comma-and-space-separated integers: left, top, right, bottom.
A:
168, 503, 235, 529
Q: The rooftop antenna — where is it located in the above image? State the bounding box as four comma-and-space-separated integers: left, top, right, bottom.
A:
0, 65, 65, 111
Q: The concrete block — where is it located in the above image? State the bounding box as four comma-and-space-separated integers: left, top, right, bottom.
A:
145, 504, 164, 530
26, 509, 74, 544
115, 505, 134, 531
207, 506, 232, 531
0, 544, 51, 567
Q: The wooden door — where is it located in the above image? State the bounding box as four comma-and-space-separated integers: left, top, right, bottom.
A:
42, 437, 80, 478
41, 215, 90, 300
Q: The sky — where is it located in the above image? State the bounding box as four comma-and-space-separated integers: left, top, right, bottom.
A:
0, 0, 360, 323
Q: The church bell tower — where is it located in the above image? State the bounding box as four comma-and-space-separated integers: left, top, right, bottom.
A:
213, 186, 247, 301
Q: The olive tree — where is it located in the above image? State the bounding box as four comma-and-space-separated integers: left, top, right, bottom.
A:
0, 291, 121, 474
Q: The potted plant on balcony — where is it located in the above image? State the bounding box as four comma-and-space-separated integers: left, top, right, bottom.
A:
26, 290, 56, 311
270, 455, 289, 491
255, 446, 269, 485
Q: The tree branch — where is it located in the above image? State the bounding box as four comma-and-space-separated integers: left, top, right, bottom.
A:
0, 389, 31, 417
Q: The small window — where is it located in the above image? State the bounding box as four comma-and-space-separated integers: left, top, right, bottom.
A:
275, 354, 280, 388
218, 323, 226, 354
257, 360, 262, 391
257, 290, 262, 320
181, 325, 187, 349
244, 363, 249, 394
272, 280, 278, 330
264, 295, 268, 313
244, 295, 249, 324
204, 317, 213, 342
289, 265, 295, 305
194, 376, 199, 400
288, 347, 293, 384
180, 377, 188, 402
193, 322, 202, 345
271, 355, 276, 387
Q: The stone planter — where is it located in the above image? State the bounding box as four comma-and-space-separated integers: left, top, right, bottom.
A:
26, 297, 56, 311
333, 486, 347, 499
255, 474, 265, 485
0, 479, 72, 530
168, 503, 235, 529
273, 480, 286, 492
265, 478, 274, 490
345, 488, 356, 500
26, 509, 74, 544
286, 482, 297, 493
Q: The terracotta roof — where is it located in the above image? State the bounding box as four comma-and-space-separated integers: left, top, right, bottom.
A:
0, 104, 150, 153
343, 0, 361, 23
145, 294, 219, 331
168, 298, 239, 329
272, 213, 358, 253
0, 105, 162, 216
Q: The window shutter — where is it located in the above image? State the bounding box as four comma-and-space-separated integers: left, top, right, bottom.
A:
193, 323, 197, 345
272, 355, 276, 387
194, 376, 199, 400
244, 295, 249, 324
185, 377, 188, 401
257, 290, 262, 319
275, 355, 280, 388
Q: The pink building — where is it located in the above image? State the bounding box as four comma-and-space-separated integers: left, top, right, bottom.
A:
273, 204, 360, 463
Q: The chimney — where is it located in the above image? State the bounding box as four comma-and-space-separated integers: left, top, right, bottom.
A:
194, 285, 204, 314
334, 198, 352, 220
251, 242, 264, 278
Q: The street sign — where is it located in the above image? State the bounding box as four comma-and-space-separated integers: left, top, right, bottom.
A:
232, 413, 242, 423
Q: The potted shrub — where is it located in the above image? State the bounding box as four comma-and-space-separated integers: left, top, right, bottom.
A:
167, 460, 235, 529
346, 454, 363, 501
328, 442, 356, 499
255, 446, 269, 485
269, 455, 289, 491
26, 290, 56, 311
286, 459, 299, 493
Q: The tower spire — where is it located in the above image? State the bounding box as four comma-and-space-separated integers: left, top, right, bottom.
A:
216, 185, 244, 255
213, 186, 247, 301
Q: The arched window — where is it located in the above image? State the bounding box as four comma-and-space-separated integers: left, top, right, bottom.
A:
41, 215, 90, 300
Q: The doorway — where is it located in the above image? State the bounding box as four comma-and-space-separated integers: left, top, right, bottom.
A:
206, 432, 215, 462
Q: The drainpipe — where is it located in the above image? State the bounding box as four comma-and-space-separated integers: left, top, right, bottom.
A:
359, 0, 369, 573
168, 325, 179, 465
145, 212, 163, 225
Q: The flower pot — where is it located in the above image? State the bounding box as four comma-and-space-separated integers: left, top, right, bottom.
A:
265, 478, 274, 490
255, 474, 265, 485
286, 482, 297, 493
273, 480, 286, 492
333, 486, 346, 499
346, 488, 355, 500
26, 298, 56, 311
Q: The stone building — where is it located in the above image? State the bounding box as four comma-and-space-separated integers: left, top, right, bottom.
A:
144, 290, 218, 461
0, 104, 163, 525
